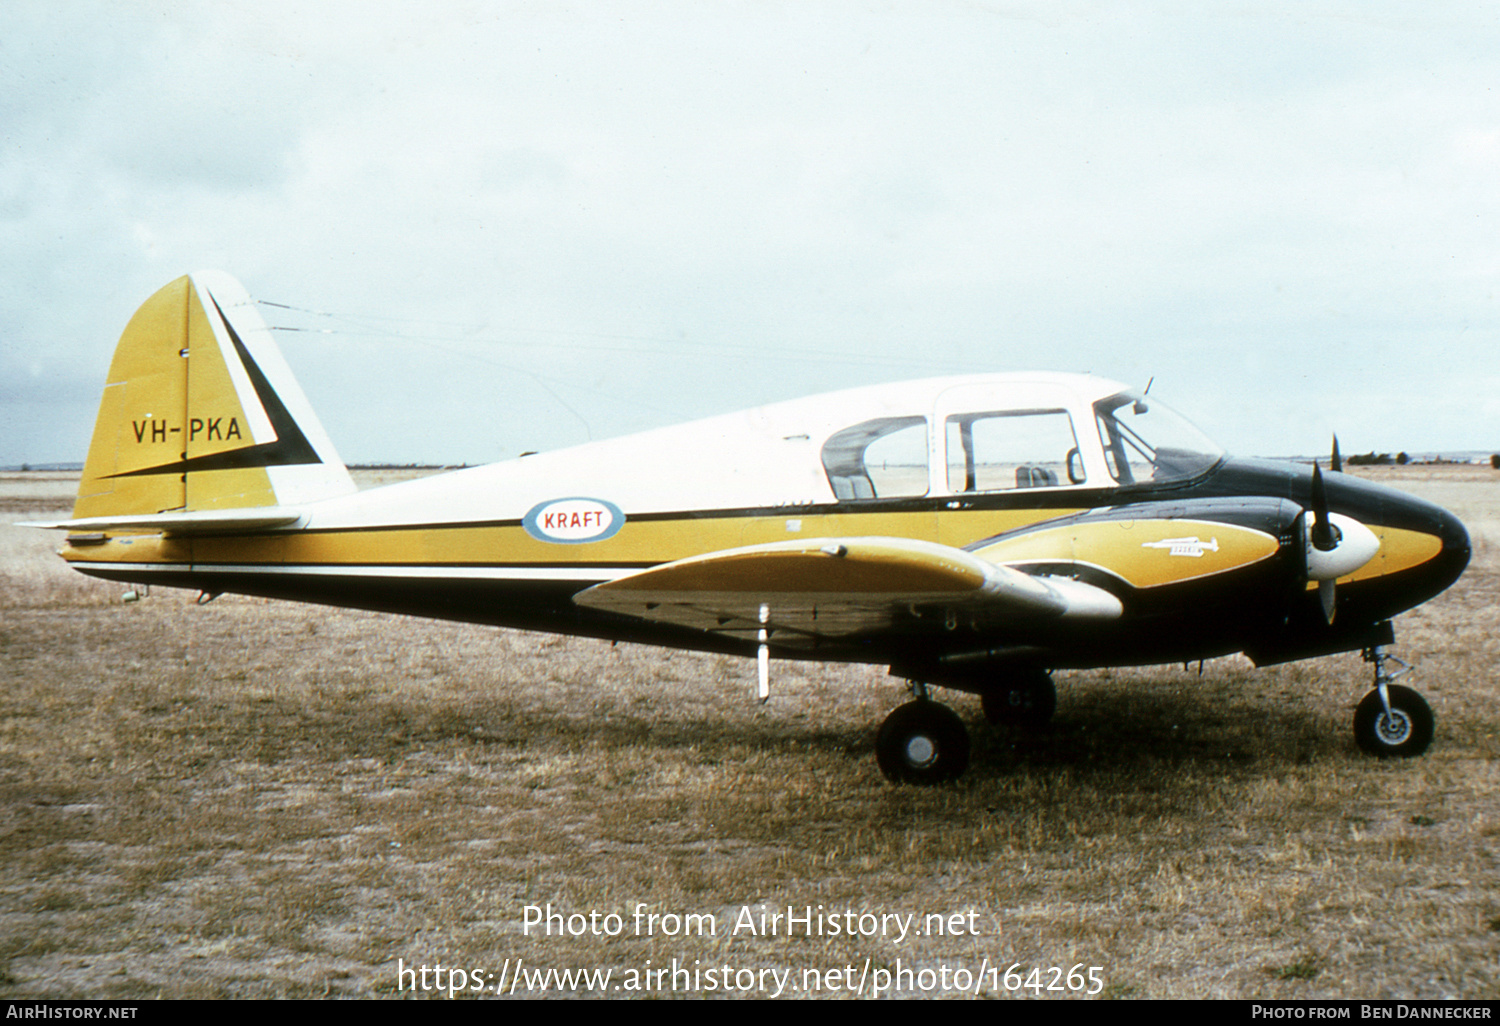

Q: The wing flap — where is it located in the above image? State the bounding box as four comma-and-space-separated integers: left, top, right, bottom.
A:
574, 536, 1120, 642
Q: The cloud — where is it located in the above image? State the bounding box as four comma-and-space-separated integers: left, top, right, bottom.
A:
3, 2, 1499, 465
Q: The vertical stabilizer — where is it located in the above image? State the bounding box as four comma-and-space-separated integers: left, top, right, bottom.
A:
73, 272, 356, 519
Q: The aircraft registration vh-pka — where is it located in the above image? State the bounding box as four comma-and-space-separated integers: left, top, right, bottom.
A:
28, 273, 1471, 783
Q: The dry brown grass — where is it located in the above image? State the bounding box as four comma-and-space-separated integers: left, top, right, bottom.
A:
0, 474, 119, 610
1, 466, 1497, 999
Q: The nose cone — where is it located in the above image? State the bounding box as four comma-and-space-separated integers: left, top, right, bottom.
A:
1430, 503, 1471, 593
1298, 465, 1471, 619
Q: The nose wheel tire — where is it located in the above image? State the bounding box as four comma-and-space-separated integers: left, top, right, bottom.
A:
980, 668, 1056, 728
876, 700, 970, 785
1353, 685, 1434, 757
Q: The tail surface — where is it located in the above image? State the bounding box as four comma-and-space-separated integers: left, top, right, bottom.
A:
72, 271, 355, 520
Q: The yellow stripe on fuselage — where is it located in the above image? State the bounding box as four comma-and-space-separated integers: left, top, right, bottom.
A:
58, 508, 1449, 597
63, 506, 1085, 572
64, 507, 1446, 597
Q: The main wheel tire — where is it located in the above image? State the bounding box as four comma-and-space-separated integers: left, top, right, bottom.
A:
1354, 685, 1434, 757
980, 668, 1057, 727
875, 700, 970, 785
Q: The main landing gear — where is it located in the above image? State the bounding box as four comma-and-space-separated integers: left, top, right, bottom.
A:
874, 669, 1058, 784
1353, 645, 1434, 757
979, 667, 1056, 729
875, 683, 970, 785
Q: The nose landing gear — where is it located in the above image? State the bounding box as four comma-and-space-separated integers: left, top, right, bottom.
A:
1354, 646, 1434, 757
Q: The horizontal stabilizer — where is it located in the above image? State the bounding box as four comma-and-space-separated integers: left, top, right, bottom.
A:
21, 507, 303, 535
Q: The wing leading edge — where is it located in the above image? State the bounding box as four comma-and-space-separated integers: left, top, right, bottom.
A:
572, 536, 1121, 645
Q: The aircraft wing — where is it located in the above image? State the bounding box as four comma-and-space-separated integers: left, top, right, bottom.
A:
573, 536, 1120, 643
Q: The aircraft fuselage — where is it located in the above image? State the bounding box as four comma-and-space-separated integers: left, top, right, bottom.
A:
65, 455, 1469, 681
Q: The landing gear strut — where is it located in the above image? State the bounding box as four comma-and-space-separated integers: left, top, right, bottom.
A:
875, 687, 970, 785
1354, 646, 1434, 757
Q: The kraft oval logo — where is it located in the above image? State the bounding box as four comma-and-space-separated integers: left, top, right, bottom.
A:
522, 497, 625, 544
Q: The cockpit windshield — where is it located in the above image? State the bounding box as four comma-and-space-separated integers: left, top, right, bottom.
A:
1093, 391, 1223, 485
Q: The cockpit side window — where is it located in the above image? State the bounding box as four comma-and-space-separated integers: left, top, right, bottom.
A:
944, 409, 1083, 492
821, 416, 929, 500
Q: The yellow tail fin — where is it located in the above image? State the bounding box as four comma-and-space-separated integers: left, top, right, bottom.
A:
73, 272, 355, 519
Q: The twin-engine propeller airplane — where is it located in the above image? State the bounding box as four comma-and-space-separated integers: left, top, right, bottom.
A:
28, 273, 1471, 783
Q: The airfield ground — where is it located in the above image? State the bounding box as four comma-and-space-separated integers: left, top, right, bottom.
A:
0, 466, 1497, 999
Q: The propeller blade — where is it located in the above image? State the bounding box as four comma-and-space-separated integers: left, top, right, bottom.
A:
1309, 463, 1340, 552
1330, 435, 1342, 473
1302, 461, 1379, 617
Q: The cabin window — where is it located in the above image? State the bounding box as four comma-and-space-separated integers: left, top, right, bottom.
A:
944, 409, 1082, 492
822, 416, 929, 500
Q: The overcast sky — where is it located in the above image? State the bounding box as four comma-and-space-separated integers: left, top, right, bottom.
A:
3, 1, 1498, 467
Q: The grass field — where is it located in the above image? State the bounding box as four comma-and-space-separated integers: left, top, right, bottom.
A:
1, 467, 1497, 999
